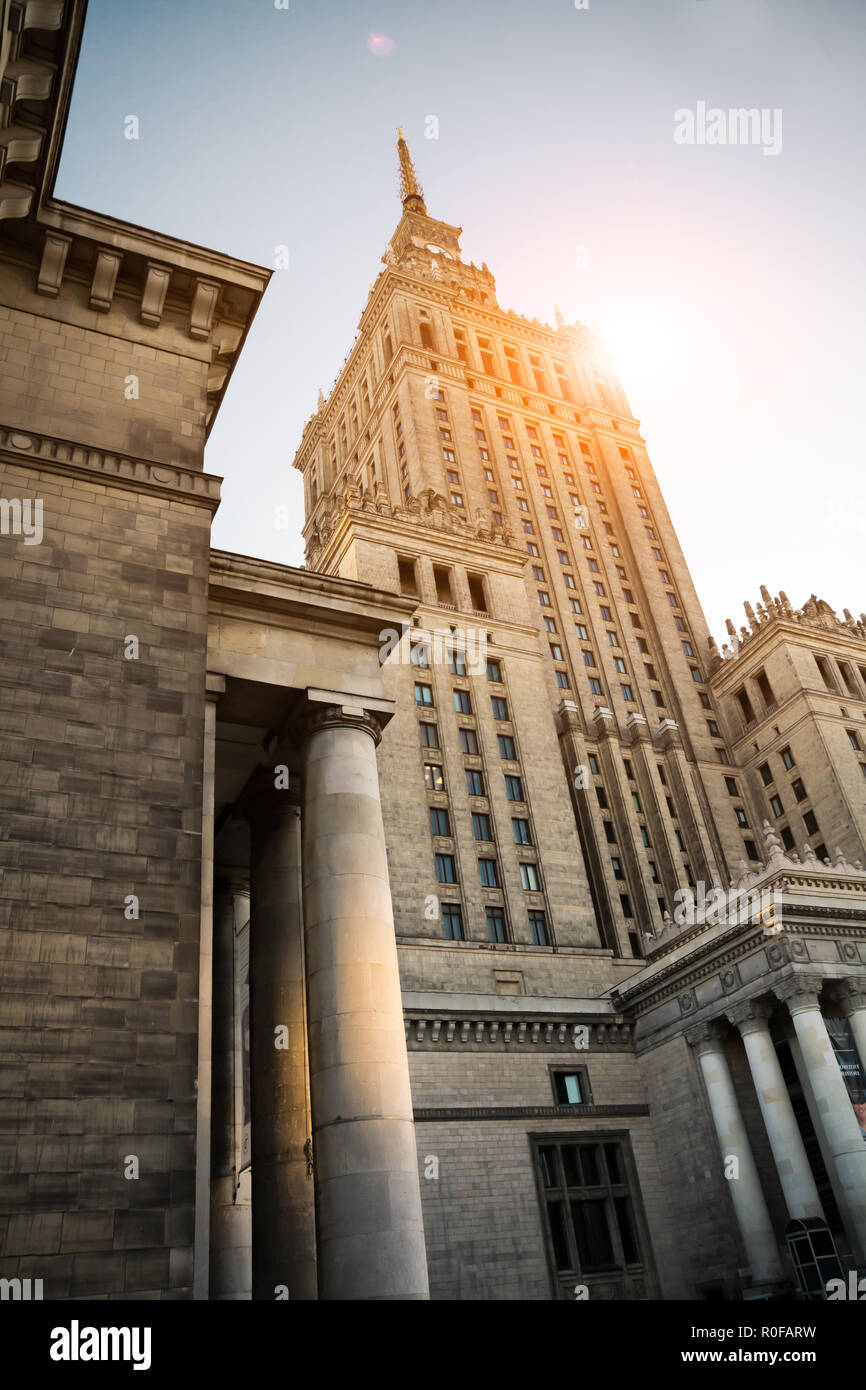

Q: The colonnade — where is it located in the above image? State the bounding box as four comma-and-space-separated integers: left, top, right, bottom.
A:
688, 976, 866, 1286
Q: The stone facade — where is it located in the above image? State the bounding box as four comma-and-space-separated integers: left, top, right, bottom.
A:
1, 2, 865, 1303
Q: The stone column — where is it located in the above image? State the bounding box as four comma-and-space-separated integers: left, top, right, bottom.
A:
687, 1021, 783, 1285
210, 879, 252, 1299
249, 791, 317, 1300
302, 702, 429, 1300
835, 979, 866, 1073
774, 976, 866, 1261
727, 999, 824, 1222
193, 672, 224, 1299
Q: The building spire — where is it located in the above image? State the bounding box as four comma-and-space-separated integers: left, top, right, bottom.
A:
396, 127, 427, 214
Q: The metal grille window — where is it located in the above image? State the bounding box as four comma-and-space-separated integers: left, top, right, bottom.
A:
534, 1137, 646, 1290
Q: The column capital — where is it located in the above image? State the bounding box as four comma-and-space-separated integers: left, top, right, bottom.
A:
726, 997, 774, 1035
772, 973, 825, 1013
685, 1019, 727, 1056
831, 977, 866, 1017
301, 700, 386, 747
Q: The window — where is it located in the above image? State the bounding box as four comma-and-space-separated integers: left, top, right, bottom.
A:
532, 566, 546, 582
620, 894, 633, 918
780, 745, 795, 770
491, 696, 509, 720
520, 862, 541, 891
594, 583, 606, 597
640, 826, 651, 848
707, 720, 720, 737
681, 641, 694, 657
411, 642, 430, 669
435, 853, 457, 883
424, 763, 445, 791
770, 793, 784, 818
803, 810, 819, 837
544, 618, 557, 633
724, 777, 739, 796
583, 651, 596, 667
674, 616, 686, 632
527, 542, 539, 557
529, 910, 549, 945
613, 658, 627, 675
459, 728, 479, 755
415, 682, 433, 707
792, 778, 807, 802
620, 684, 635, 702
505, 774, 524, 801
512, 817, 532, 845
588, 678, 602, 696
599, 605, 612, 622
556, 671, 570, 689
607, 632, 619, 647
587, 558, 599, 573
429, 806, 451, 837
758, 761, 773, 786
486, 659, 502, 682
847, 729, 862, 751
479, 858, 500, 887
498, 734, 517, 760
450, 492, 464, 508
690, 668, 703, 684
563, 575, 576, 591
550, 644, 564, 662
780, 825, 795, 852
648, 861, 660, 884
447, 648, 467, 676
575, 624, 589, 640
603, 822, 617, 845
472, 812, 493, 841
538, 591, 551, 607
611, 857, 624, 881
744, 839, 759, 861
419, 722, 439, 748
596, 787, 608, 810
453, 689, 472, 714
569, 599, 582, 614
486, 907, 507, 943
465, 769, 485, 796
442, 903, 464, 941
715, 746, 729, 764
735, 807, 749, 828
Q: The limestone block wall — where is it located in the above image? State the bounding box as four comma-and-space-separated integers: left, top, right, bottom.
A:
0, 444, 213, 1298
406, 1044, 679, 1300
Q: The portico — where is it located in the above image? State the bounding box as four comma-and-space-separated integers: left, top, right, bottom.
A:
615, 833, 866, 1297
201, 550, 429, 1300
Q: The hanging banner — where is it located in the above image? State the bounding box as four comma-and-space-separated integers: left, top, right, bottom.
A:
826, 1017, 866, 1141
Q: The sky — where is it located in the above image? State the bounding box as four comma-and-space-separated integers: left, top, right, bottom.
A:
56, 0, 866, 641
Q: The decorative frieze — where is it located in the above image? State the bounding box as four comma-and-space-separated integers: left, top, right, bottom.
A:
404, 1015, 631, 1050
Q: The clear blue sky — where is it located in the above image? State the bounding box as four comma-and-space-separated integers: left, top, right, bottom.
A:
57, 0, 866, 638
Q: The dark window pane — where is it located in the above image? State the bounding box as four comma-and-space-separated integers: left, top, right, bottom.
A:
561, 1145, 581, 1187
539, 1146, 558, 1189
603, 1143, 622, 1185
571, 1199, 614, 1270
579, 1146, 601, 1186
547, 1201, 571, 1271
614, 1196, 639, 1263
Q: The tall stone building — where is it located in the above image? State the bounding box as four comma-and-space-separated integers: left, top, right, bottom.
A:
1, 1, 865, 1303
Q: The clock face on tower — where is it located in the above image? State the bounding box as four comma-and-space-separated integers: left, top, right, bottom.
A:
425, 242, 453, 260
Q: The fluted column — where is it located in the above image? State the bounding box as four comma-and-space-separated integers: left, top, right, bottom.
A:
302, 702, 429, 1300
774, 976, 866, 1261
687, 1021, 783, 1284
249, 792, 317, 1300
210, 879, 252, 1299
727, 999, 824, 1222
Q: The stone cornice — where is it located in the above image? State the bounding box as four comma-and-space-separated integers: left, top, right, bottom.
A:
414, 1104, 650, 1122
404, 1014, 631, 1049
0, 422, 221, 510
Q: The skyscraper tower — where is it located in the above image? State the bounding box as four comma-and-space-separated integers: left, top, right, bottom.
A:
294, 132, 753, 962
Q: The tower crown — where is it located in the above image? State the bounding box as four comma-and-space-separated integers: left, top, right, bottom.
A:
396, 127, 427, 214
